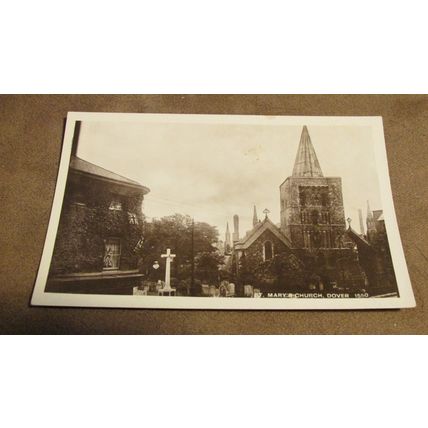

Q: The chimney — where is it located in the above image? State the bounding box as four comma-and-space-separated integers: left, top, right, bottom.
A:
358, 209, 364, 235
366, 200, 375, 230
233, 214, 240, 242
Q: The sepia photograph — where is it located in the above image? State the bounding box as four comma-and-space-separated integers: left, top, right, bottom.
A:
2, 4, 427, 428
31, 113, 415, 309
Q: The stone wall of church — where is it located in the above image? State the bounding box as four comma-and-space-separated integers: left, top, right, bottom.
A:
241, 229, 291, 264
234, 229, 308, 292
279, 176, 346, 248
49, 172, 145, 276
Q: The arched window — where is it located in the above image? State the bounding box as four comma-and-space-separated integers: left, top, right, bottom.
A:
263, 241, 274, 261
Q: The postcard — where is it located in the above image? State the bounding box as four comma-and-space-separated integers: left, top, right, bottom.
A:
31, 113, 415, 309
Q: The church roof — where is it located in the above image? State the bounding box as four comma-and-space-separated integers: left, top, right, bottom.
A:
70, 156, 150, 193
346, 227, 371, 247
234, 217, 292, 250
292, 126, 324, 178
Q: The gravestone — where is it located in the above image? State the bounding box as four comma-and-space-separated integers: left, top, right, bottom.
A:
133, 286, 148, 296
155, 280, 164, 292
253, 288, 262, 298
244, 284, 254, 297
201, 284, 210, 296
227, 282, 235, 296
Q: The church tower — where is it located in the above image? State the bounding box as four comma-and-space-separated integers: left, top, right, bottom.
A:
279, 126, 347, 249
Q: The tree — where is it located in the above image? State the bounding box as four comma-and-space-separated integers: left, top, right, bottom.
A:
269, 253, 306, 291
195, 251, 225, 283
238, 252, 256, 286
137, 213, 224, 289
236, 250, 306, 292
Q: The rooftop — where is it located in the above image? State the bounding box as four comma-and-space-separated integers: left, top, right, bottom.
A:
70, 156, 150, 194
346, 227, 371, 248
235, 216, 292, 250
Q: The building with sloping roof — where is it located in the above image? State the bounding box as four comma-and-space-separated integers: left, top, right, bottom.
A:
46, 156, 150, 295
235, 216, 292, 253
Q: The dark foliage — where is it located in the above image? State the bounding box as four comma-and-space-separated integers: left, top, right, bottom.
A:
138, 214, 225, 287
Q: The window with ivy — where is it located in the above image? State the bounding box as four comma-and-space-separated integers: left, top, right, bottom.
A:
128, 212, 138, 224
103, 238, 121, 270
263, 241, 274, 261
109, 201, 122, 211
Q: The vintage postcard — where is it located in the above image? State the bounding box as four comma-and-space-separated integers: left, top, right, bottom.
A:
31, 113, 415, 309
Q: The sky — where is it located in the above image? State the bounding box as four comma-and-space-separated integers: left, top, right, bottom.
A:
77, 119, 382, 241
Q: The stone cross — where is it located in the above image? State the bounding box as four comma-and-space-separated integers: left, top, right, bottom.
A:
161, 248, 176, 291
263, 208, 270, 219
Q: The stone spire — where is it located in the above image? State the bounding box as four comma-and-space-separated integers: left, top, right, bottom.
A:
252, 205, 258, 227
367, 200, 373, 220
225, 222, 231, 253
292, 126, 323, 178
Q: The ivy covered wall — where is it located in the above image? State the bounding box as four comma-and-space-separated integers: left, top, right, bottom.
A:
49, 172, 145, 276
232, 228, 366, 293
280, 176, 347, 249
233, 229, 307, 292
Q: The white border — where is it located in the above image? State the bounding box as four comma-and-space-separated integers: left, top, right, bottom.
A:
31, 113, 415, 310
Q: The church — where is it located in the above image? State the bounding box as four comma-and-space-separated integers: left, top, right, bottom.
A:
225, 125, 370, 295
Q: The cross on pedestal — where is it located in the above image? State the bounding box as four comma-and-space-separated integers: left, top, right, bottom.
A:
160, 248, 176, 292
